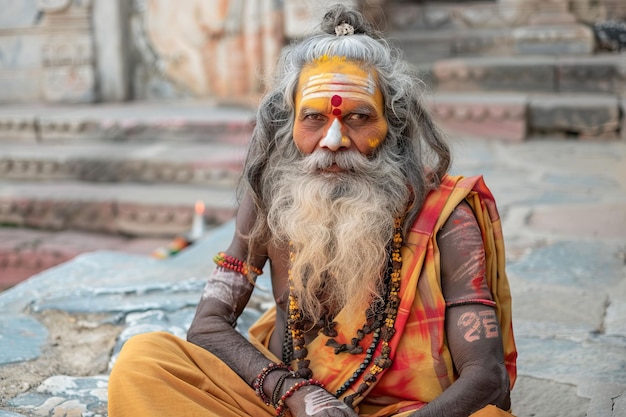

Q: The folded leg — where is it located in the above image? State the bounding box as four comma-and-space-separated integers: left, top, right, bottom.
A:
108, 331, 275, 417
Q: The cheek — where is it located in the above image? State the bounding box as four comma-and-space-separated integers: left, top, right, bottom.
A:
293, 122, 320, 154
354, 120, 388, 153
372, 120, 389, 147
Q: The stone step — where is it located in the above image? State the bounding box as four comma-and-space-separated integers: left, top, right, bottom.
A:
426, 92, 624, 141
0, 228, 174, 291
0, 142, 245, 186
390, 28, 514, 65
528, 93, 623, 139
0, 179, 238, 238
426, 54, 626, 95
385, 2, 598, 63
0, 100, 256, 143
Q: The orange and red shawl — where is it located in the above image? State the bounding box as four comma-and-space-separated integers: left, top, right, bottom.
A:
249, 175, 517, 416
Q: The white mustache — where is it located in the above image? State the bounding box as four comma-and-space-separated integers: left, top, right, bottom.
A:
301, 149, 372, 173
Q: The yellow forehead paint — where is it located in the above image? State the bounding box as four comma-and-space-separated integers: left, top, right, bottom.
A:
297, 56, 382, 109
294, 56, 388, 152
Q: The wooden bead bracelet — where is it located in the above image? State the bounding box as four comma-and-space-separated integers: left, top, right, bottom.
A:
252, 363, 291, 406
214, 252, 263, 276
275, 379, 325, 416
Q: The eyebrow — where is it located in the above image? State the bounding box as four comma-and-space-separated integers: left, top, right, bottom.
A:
348, 104, 376, 114
297, 102, 377, 120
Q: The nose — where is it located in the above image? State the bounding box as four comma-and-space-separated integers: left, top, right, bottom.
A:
319, 119, 350, 151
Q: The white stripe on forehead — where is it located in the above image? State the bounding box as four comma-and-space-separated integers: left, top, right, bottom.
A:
300, 72, 376, 99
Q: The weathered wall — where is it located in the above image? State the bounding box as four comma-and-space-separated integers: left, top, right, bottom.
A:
0, 0, 357, 103
0, 0, 96, 103
0, 0, 613, 104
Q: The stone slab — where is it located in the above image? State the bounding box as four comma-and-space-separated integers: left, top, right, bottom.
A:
6, 375, 109, 416
605, 279, 626, 337
432, 56, 556, 93
0, 314, 48, 365
0, 220, 238, 314
0, 228, 173, 290
516, 336, 626, 386
389, 31, 455, 65
0, 111, 38, 142
529, 93, 620, 138
614, 394, 626, 417
513, 24, 594, 55
427, 93, 528, 142
578, 381, 626, 417
507, 241, 625, 289
0, 101, 256, 142
0, 412, 26, 417
0, 142, 245, 186
527, 203, 626, 239
510, 376, 589, 417
557, 54, 626, 95
392, 28, 517, 64
509, 278, 607, 339
0, 180, 238, 236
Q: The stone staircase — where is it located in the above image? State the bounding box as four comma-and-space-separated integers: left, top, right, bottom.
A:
385, 2, 626, 142
2, 1, 626, 287
0, 101, 255, 288
419, 54, 625, 141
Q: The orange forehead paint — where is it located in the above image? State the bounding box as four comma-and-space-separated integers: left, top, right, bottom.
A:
295, 56, 384, 117
294, 56, 387, 153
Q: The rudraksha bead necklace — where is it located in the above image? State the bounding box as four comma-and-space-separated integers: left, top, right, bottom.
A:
283, 217, 403, 407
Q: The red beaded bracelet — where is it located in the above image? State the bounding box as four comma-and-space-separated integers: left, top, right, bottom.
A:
214, 252, 263, 276
275, 379, 325, 416
252, 363, 291, 406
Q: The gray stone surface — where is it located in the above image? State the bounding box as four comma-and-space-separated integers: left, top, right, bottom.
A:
0, 120, 625, 416
432, 56, 557, 93
0, 315, 48, 365
529, 93, 620, 138
0, 102, 255, 142
513, 24, 594, 55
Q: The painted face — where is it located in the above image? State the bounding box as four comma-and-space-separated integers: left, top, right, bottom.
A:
293, 56, 388, 155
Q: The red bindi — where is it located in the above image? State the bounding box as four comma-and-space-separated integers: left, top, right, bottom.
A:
331, 95, 342, 106
332, 108, 342, 116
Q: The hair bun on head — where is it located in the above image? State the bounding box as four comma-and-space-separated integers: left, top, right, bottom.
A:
335, 22, 355, 36
320, 4, 378, 38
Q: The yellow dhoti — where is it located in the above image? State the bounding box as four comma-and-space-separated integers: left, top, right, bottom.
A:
108, 331, 276, 417
108, 331, 511, 416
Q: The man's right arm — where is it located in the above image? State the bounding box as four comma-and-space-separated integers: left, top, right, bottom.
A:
186, 191, 274, 388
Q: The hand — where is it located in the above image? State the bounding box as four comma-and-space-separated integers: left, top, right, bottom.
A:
285, 385, 359, 417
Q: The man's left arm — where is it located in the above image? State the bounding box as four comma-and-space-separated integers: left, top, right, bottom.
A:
410, 201, 510, 417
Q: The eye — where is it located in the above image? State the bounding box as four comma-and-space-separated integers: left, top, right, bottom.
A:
345, 113, 369, 121
304, 113, 327, 121
343, 113, 370, 126
300, 113, 328, 128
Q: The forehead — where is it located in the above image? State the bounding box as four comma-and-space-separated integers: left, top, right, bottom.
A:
297, 56, 380, 104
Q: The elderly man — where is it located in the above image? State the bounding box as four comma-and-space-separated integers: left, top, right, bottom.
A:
108, 5, 516, 417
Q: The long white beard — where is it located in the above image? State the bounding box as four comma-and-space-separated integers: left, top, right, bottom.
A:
267, 148, 409, 324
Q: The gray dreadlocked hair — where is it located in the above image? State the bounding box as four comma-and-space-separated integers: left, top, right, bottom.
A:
242, 4, 451, 248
